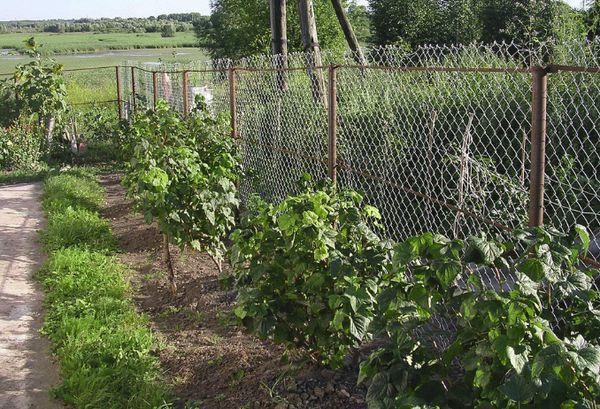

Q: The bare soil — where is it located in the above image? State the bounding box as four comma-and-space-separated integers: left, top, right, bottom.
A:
100, 173, 368, 409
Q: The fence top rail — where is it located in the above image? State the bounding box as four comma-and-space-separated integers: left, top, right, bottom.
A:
124, 63, 600, 75
2, 63, 598, 79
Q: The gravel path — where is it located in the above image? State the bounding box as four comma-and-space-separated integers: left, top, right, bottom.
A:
0, 183, 61, 409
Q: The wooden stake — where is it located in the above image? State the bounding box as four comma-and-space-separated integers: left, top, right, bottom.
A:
269, 0, 289, 91
299, 0, 327, 105
330, 0, 366, 66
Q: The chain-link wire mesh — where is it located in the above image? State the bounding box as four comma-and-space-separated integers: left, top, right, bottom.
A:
121, 40, 600, 266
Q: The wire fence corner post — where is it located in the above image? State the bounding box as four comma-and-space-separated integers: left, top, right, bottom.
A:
182, 70, 190, 117
130, 66, 137, 113
229, 67, 238, 139
328, 64, 338, 186
115, 66, 123, 120
152, 71, 158, 110
528, 66, 548, 227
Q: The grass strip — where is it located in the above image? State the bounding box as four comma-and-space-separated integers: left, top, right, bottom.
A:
38, 169, 171, 408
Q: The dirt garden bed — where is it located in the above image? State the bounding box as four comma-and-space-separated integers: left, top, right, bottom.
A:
99, 173, 369, 409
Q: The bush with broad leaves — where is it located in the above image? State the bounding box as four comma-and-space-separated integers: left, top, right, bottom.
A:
229, 178, 392, 367
360, 226, 600, 408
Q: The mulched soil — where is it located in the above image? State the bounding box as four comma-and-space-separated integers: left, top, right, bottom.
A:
99, 173, 369, 409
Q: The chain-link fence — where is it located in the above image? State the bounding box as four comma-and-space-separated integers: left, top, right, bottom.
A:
121, 41, 600, 266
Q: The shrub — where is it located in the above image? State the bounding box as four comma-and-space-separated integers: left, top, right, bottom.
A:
123, 100, 240, 292
0, 121, 44, 171
161, 23, 176, 38
229, 179, 392, 367
0, 79, 19, 127
360, 227, 600, 408
74, 105, 127, 163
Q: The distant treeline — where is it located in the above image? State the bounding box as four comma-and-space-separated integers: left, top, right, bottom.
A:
0, 13, 209, 34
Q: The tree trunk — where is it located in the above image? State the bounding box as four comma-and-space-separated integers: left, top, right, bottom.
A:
163, 234, 177, 296
269, 0, 289, 91
330, 0, 367, 66
44, 116, 56, 145
298, 0, 327, 106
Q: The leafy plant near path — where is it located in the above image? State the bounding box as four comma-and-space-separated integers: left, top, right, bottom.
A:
12, 38, 67, 141
229, 178, 392, 367
123, 99, 240, 294
360, 227, 600, 408
0, 120, 44, 171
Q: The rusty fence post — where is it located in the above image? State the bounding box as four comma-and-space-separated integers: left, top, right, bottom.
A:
328, 65, 338, 185
152, 71, 158, 110
528, 66, 548, 227
229, 67, 238, 139
130, 66, 137, 113
182, 70, 190, 117
115, 66, 123, 120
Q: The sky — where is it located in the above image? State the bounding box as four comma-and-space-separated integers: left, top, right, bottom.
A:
0, 0, 586, 21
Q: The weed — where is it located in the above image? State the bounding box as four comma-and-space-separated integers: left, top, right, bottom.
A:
206, 334, 223, 346
208, 355, 224, 367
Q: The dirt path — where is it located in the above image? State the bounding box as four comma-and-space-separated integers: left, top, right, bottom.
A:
0, 183, 61, 409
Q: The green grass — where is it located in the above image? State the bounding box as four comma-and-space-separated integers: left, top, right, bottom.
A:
0, 40, 208, 105
38, 170, 171, 408
40, 196, 115, 253
42, 173, 105, 212
0, 166, 49, 185
0, 31, 198, 55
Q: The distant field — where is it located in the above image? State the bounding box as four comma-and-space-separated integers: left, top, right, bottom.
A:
0, 47, 209, 105
0, 31, 198, 54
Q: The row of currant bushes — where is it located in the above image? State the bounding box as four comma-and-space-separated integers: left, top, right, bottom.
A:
229, 181, 600, 408
38, 169, 171, 409
123, 102, 600, 408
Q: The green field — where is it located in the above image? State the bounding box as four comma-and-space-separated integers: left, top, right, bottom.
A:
0, 31, 198, 54
1, 47, 208, 105
0, 31, 207, 105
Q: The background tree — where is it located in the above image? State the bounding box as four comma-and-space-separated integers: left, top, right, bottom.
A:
347, 1, 373, 44
160, 23, 176, 38
369, 0, 481, 48
369, 0, 585, 48
586, 0, 600, 38
200, 0, 346, 59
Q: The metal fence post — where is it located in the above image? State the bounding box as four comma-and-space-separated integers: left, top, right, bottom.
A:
130, 66, 136, 113
328, 64, 338, 185
229, 67, 238, 139
152, 71, 158, 110
528, 66, 548, 227
115, 66, 123, 120
182, 70, 190, 117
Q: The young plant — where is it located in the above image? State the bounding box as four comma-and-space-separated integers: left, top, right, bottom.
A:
123, 99, 240, 295
12, 37, 67, 142
229, 178, 392, 367
359, 227, 600, 408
